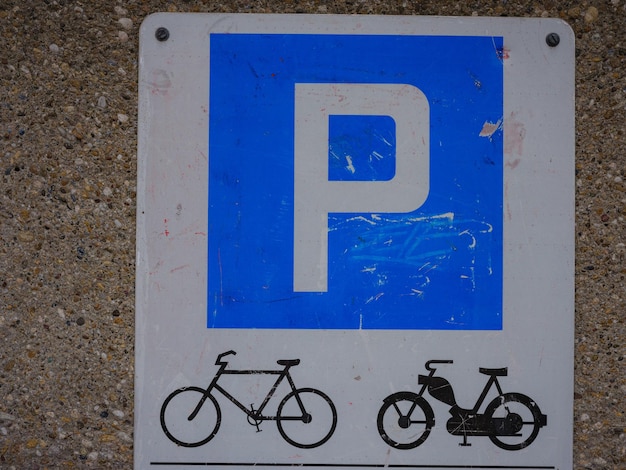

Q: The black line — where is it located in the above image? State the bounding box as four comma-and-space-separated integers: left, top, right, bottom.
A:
150, 462, 555, 469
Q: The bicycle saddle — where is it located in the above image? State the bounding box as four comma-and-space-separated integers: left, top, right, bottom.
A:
277, 359, 300, 366
479, 367, 507, 376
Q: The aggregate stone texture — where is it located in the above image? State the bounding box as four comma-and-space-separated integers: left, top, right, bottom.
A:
0, 0, 624, 468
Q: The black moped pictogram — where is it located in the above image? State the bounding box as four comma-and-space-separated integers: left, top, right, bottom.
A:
377, 360, 547, 451
160, 350, 337, 449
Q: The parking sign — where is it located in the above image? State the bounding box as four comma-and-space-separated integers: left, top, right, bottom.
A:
208, 34, 503, 330
137, 14, 574, 470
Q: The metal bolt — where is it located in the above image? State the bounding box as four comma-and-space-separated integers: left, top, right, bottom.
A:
155, 27, 170, 42
546, 33, 560, 47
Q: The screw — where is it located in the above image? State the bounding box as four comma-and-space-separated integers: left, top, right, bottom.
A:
545, 33, 560, 47
155, 27, 170, 42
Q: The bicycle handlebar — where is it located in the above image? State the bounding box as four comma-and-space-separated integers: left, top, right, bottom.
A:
425, 359, 453, 371
216, 350, 237, 365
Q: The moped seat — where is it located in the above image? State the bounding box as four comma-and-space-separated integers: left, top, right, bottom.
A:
479, 367, 507, 376
277, 359, 300, 366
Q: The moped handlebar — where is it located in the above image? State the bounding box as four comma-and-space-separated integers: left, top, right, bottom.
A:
216, 350, 236, 366
425, 359, 453, 371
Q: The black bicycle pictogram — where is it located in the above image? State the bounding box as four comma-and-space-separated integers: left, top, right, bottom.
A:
377, 360, 547, 451
160, 350, 338, 448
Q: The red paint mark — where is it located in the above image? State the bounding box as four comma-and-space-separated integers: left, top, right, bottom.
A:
194, 231, 207, 236
170, 264, 190, 273
163, 218, 170, 237
196, 337, 211, 375
149, 260, 164, 276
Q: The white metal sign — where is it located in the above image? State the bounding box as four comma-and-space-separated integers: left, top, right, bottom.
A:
136, 14, 574, 469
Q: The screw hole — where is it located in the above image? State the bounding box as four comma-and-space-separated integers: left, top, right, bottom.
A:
155, 27, 170, 42
545, 33, 560, 47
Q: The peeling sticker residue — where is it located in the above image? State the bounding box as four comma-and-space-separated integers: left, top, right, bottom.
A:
479, 119, 502, 137
148, 68, 172, 97
492, 37, 510, 61
504, 112, 526, 156
506, 158, 521, 169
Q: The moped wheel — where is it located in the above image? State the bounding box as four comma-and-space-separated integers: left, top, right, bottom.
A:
160, 386, 221, 447
276, 388, 337, 448
377, 391, 434, 449
485, 392, 544, 451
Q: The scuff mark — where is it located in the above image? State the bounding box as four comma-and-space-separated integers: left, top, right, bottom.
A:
459, 229, 477, 249
330, 212, 497, 301
370, 150, 384, 161
410, 288, 424, 298
344, 215, 377, 226
365, 293, 384, 304
467, 70, 482, 89
377, 134, 393, 147
345, 154, 355, 174
405, 212, 455, 224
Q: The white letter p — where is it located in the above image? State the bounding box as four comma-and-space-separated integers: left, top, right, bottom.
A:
294, 83, 430, 292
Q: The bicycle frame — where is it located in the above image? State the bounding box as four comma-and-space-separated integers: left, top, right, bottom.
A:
188, 352, 300, 422
212, 366, 300, 421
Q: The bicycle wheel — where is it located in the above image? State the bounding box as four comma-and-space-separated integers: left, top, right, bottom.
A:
484, 392, 545, 451
276, 388, 337, 448
377, 391, 434, 449
160, 386, 221, 447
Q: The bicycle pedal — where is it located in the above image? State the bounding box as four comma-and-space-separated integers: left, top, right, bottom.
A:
247, 404, 263, 432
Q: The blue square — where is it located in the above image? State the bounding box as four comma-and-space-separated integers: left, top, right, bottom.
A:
208, 34, 503, 330
329, 115, 396, 181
